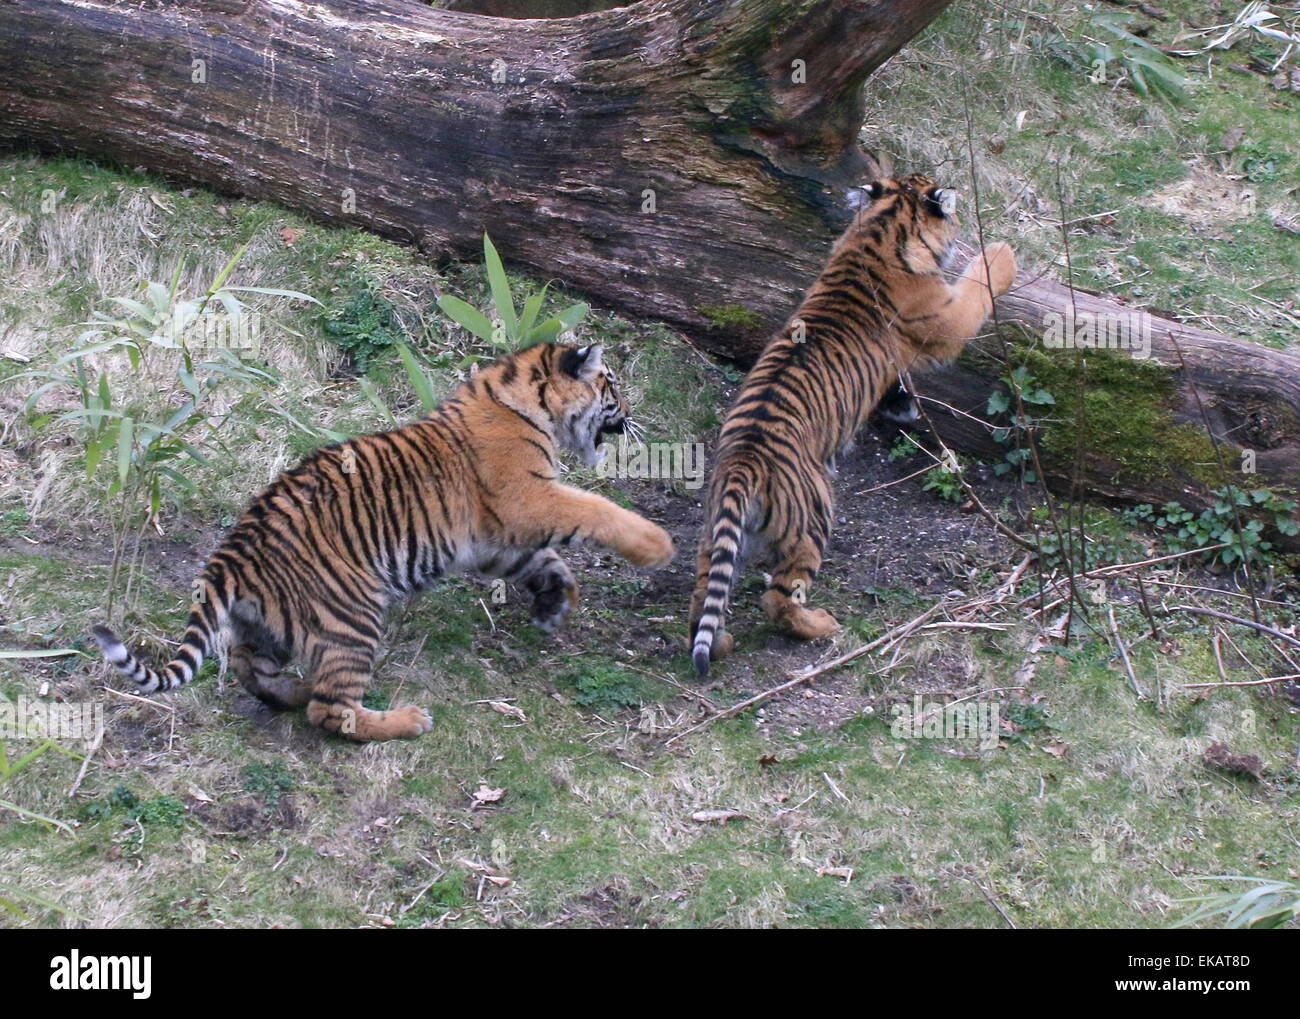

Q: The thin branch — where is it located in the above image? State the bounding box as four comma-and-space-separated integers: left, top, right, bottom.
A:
1181, 673, 1300, 690
1107, 605, 1144, 698
1168, 605, 1300, 650
665, 603, 944, 746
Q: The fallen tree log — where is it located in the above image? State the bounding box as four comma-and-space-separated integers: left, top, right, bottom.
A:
917, 269, 1300, 550
0, 0, 1295, 544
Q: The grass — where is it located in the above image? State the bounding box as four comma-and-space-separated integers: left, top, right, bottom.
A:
1, 2, 1298, 928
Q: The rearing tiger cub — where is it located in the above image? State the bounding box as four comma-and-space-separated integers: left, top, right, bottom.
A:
689, 174, 1017, 675
94, 342, 675, 741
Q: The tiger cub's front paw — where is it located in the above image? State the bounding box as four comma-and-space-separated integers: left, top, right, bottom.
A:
979, 241, 1018, 297
625, 521, 675, 567
532, 572, 580, 633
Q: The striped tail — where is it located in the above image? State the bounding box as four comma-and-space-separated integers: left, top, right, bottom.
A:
692, 480, 754, 677
92, 579, 228, 695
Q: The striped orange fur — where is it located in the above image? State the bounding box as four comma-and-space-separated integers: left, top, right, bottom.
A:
689, 175, 1018, 674
94, 342, 674, 741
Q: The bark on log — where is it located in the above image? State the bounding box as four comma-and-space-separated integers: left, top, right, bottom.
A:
0, 0, 938, 343
0, 0, 1296, 542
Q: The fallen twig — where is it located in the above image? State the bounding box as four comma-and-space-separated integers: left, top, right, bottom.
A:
1181, 673, 1300, 690
1108, 605, 1144, 699
103, 686, 174, 712
1169, 605, 1300, 650
664, 603, 943, 746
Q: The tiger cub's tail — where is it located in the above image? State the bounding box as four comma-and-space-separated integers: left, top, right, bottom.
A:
93, 576, 231, 694
692, 478, 756, 677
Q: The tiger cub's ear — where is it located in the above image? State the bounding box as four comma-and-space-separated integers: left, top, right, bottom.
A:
846, 180, 885, 210
560, 343, 604, 380
928, 188, 959, 218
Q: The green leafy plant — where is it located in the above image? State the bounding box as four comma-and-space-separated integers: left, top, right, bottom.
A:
887, 433, 921, 461
437, 234, 588, 350
129, 795, 187, 828
921, 457, 966, 504
1176, 876, 1300, 929
323, 288, 402, 372
559, 663, 645, 714
1123, 487, 1297, 567
1240, 144, 1289, 185
1001, 701, 1059, 747
17, 247, 319, 612
1052, 9, 1188, 102
243, 759, 296, 807
987, 364, 1055, 483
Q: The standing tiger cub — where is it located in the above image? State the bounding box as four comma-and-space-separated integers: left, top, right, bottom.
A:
689, 174, 1017, 675
95, 342, 674, 741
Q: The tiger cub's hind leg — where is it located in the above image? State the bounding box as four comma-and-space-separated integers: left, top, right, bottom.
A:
760, 533, 839, 641
303, 636, 432, 742
229, 644, 310, 710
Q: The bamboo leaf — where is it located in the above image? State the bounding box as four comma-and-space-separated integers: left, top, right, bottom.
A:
0, 798, 76, 835
518, 284, 550, 341
483, 233, 518, 340
556, 301, 589, 333
437, 294, 495, 342
116, 415, 134, 486
396, 343, 438, 414
221, 285, 319, 304
359, 376, 398, 428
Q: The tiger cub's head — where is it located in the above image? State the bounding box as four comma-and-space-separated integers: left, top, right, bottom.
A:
845, 174, 962, 272
548, 343, 633, 466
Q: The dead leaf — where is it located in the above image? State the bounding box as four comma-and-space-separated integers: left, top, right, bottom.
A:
485, 700, 527, 722
1272, 213, 1300, 236
472, 785, 505, 805
690, 809, 747, 824
1202, 741, 1263, 779
1042, 740, 1070, 758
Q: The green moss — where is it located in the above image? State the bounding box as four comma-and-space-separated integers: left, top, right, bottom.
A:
696, 303, 763, 335
973, 330, 1220, 487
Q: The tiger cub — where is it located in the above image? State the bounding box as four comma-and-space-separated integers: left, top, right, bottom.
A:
689, 174, 1017, 675
94, 342, 675, 741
